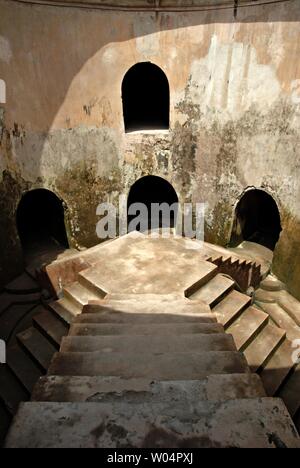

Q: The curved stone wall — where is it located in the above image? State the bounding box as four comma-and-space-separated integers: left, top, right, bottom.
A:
11, 0, 284, 10
0, 0, 300, 298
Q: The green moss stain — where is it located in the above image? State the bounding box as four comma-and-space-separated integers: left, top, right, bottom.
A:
0, 171, 28, 285
273, 209, 300, 301
56, 163, 122, 248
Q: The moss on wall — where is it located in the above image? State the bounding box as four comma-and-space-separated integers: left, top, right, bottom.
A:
55, 163, 122, 248
0, 171, 28, 286
273, 211, 300, 301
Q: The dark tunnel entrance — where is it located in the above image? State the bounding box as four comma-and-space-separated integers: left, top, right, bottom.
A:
231, 189, 282, 251
127, 176, 179, 232
16, 189, 69, 256
122, 62, 170, 133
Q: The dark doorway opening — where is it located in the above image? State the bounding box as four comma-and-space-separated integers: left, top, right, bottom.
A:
230, 189, 282, 251
16, 189, 69, 255
127, 176, 178, 232
122, 62, 170, 132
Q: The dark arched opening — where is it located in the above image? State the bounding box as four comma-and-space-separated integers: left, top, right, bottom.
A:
230, 189, 282, 251
122, 62, 170, 132
16, 189, 69, 255
127, 176, 178, 232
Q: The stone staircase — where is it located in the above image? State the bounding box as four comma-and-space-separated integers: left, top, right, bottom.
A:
188, 271, 300, 420
12, 232, 299, 425
2, 233, 300, 446
0, 259, 71, 444
0, 237, 127, 444
3, 295, 69, 398
47, 282, 104, 325
5, 294, 300, 448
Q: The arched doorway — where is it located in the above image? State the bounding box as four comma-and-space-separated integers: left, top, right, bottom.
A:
230, 189, 282, 251
16, 189, 69, 255
127, 176, 178, 232
122, 62, 170, 132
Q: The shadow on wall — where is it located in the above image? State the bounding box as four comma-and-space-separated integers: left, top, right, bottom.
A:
0, 0, 300, 285
2, 0, 300, 142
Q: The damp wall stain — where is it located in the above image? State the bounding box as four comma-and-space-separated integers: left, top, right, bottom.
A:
0, 2, 300, 296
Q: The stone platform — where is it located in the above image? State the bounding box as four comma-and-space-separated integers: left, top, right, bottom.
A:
5, 234, 300, 448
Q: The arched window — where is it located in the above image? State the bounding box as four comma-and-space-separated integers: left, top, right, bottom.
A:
230, 189, 282, 251
16, 189, 69, 254
122, 63, 170, 132
0, 79, 6, 104
127, 175, 178, 231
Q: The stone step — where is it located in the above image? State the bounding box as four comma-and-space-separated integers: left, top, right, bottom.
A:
0, 401, 11, 447
5, 399, 300, 448
226, 306, 269, 351
47, 298, 80, 325
63, 282, 104, 309
243, 323, 286, 372
0, 365, 29, 413
277, 291, 300, 327
255, 288, 279, 303
260, 275, 286, 292
278, 365, 300, 417
7, 345, 42, 394
75, 311, 216, 324
48, 351, 249, 379
17, 327, 57, 372
103, 293, 190, 303
60, 333, 236, 354
33, 310, 69, 348
255, 289, 300, 327
77, 273, 108, 298
213, 290, 252, 328
83, 295, 212, 317
0, 303, 41, 341
32, 374, 266, 403
188, 274, 235, 307
256, 301, 300, 342
0, 293, 14, 315
68, 322, 224, 337
0, 292, 41, 316
260, 340, 296, 396
5, 272, 40, 294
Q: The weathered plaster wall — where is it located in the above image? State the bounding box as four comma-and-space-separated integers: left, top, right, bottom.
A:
0, 0, 300, 296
